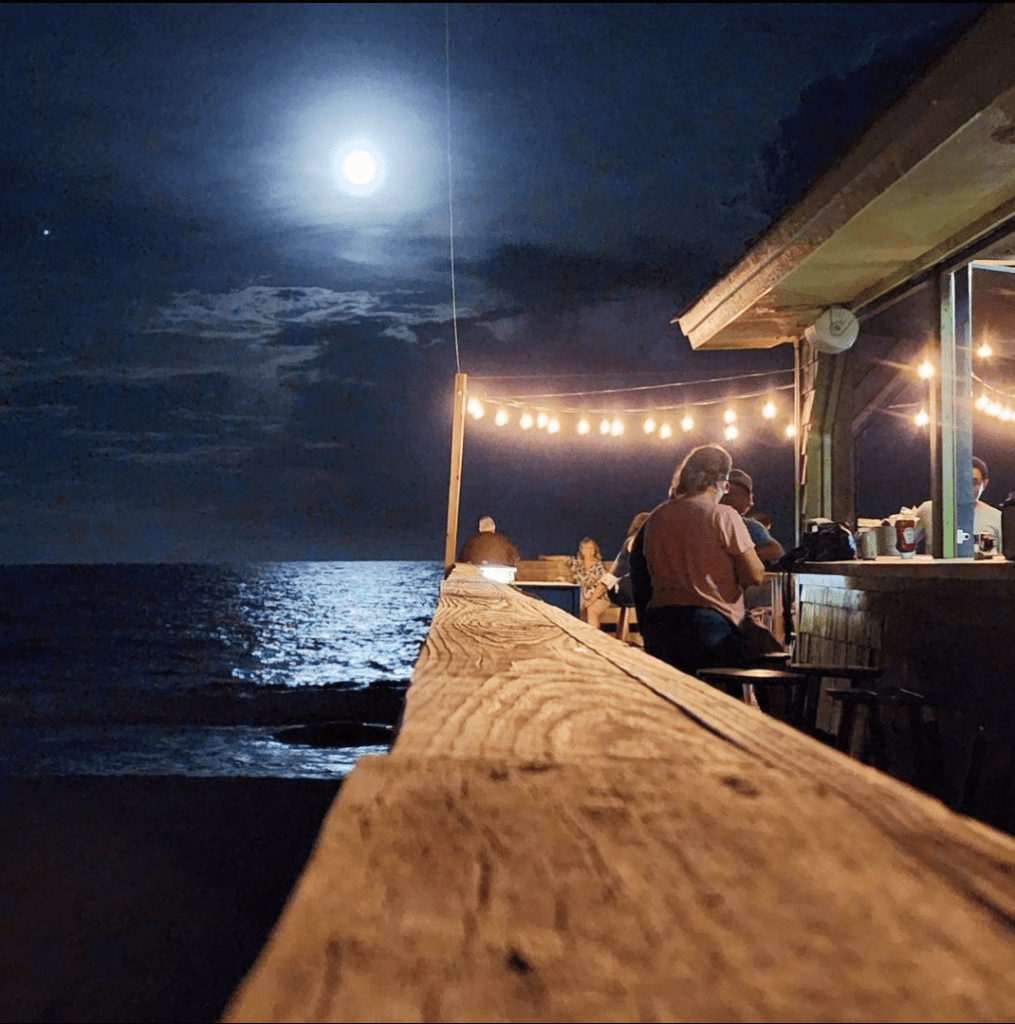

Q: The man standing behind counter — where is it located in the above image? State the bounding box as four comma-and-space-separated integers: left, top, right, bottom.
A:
913, 457, 1003, 554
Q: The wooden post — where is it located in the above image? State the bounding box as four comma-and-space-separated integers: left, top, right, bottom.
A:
443, 372, 467, 572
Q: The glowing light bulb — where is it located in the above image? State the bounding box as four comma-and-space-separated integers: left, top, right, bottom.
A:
643, 417, 656, 434
467, 398, 484, 419
495, 408, 509, 426
785, 423, 797, 438
725, 424, 738, 441
548, 417, 560, 434
520, 412, 534, 429
977, 342, 993, 359
577, 417, 590, 435
723, 408, 736, 424
600, 418, 611, 435
762, 401, 776, 420
918, 361, 934, 379
611, 418, 624, 436
536, 412, 548, 429
915, 409, 929, 427
976, 395, 989, 410
681, 415, 693, 432
659, 423, 673, 440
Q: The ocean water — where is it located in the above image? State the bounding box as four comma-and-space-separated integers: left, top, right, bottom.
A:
0, 561, 443, 778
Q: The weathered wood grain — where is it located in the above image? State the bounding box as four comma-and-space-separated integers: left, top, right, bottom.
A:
227, 755, 1015, 1023
225, 572, 1015, 1023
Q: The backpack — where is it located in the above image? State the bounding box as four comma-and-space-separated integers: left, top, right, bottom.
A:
773, 519, 856, 570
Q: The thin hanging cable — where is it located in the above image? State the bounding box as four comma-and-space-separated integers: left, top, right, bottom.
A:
973, 370, 1015, 400
445, 4, 461, 373
484, 368, 795, 402
491, 381, 795, 415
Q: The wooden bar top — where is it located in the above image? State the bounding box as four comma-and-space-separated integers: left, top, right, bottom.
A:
795, 554, 1015, 581
225, 568, 1015, 1023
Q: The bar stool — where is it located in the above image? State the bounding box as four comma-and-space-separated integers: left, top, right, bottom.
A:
696, 667, 814, 729
781, 664, 884, 738
824, 684, 939, 793
824, 686, 886, 764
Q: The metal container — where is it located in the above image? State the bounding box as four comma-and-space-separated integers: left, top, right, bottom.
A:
856, 528, 878, 560
876, 522, 899, 556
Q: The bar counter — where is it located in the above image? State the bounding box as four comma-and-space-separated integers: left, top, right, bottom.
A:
794, 555, 1015, 808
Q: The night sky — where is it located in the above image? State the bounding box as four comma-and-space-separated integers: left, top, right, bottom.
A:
1, 3, 986, 562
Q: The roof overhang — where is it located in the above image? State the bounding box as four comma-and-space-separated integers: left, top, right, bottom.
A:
677, 4, 1015, 350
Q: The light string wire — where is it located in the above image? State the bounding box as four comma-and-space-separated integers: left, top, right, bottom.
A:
484, 382, 794, 416
445, 4, 461, 373
973, 370, 1015, 401
471, 368, 794, 397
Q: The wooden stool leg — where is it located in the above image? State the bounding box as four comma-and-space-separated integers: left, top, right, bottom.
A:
617, 606, 630, 643
836, 700, 859, 754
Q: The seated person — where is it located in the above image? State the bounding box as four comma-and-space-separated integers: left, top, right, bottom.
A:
569, 537, 610, 628
587, 511, 652, 613
720, 469, 785, 566
457, 516, 520, 566
913, 456, 1003, 553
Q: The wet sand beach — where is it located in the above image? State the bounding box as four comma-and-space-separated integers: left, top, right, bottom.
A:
0, 776, 341, 1024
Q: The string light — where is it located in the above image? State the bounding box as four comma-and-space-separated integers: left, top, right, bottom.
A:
977, 342, 993, 358
977, 389, 1015, 427
463, 370, 799, 444
915, 409, 929, 427
785, 423, 797, 438
918, 361, 935, 379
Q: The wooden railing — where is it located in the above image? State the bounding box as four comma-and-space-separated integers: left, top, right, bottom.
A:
225, 566, 1015, 1022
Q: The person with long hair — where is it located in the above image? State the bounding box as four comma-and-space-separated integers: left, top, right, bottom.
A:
587, 510, 652, 613
569, 536, 609, 628
630, 444, 765, 677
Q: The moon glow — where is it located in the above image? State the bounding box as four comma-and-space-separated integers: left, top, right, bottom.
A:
331, 141, 386, 197
342, 150, 376, 184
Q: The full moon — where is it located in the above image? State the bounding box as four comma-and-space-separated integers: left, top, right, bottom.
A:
342, 150, 376, 184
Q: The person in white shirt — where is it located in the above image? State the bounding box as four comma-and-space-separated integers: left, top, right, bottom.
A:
914, 456, 1002, 553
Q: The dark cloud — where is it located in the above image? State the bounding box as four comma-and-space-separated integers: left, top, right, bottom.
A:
467, 240, 704, 314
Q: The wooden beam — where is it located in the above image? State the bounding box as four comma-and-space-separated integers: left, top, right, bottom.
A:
443, 372, 467, 572
226, 573, 1015, 1023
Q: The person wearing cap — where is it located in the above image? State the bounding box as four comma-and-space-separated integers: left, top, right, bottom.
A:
457, 515, 521, 566
913, 456, 1003, 553
720, 468, 786, 566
